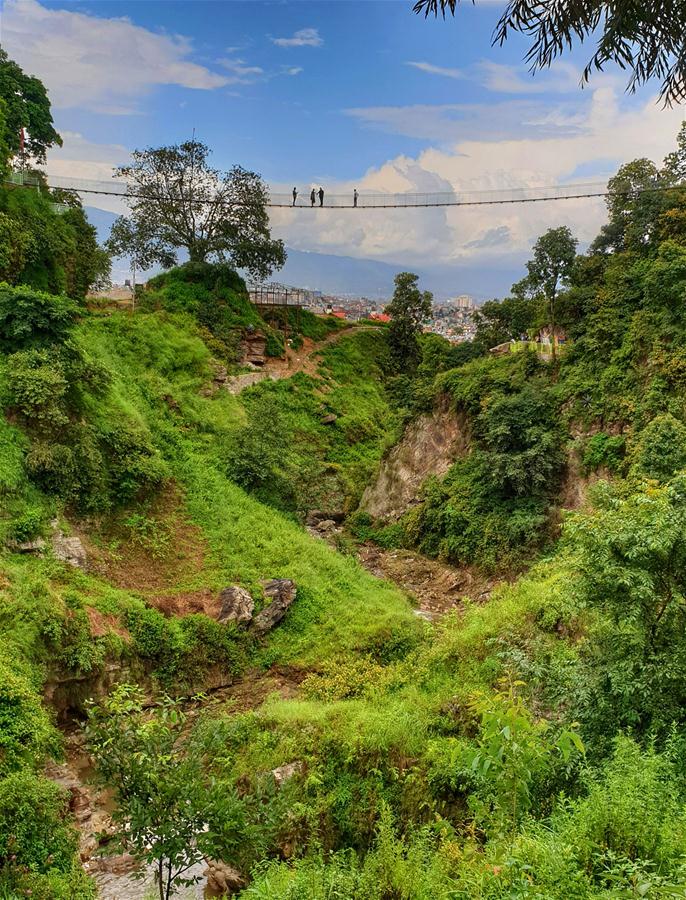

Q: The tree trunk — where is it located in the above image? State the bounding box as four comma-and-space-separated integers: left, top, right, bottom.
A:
188, 245, 206, 263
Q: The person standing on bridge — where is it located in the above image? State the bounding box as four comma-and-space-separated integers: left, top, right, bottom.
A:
292, 187, 298, 206
310, 188, 316, 207
353, 189, 358, 208
318, 186, 324, 207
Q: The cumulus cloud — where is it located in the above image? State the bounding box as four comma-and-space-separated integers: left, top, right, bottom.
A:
270, 87, 685, 276
271, 28, 322, 48
1, 0, 228, 113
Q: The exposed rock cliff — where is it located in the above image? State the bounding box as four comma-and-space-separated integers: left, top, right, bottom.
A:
360, 396, 470, 521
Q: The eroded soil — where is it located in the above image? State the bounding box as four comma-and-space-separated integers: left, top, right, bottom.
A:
357, 544, 503, 620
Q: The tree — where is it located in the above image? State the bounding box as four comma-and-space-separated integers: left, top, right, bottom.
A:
472, 294, 541, 350
566, 477, 686, 741
591, 159, 669, 254
521, 227, 578, 358
385, 272, 433, 371
413, 1, 686, 105
108, 141, 286, 280
85, 685, 246, 900
0, 49, 62, 164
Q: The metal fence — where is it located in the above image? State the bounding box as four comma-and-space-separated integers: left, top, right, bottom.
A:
248, 284, 311, 307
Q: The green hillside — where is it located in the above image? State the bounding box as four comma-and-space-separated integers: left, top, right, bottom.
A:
7, 46, 686, 900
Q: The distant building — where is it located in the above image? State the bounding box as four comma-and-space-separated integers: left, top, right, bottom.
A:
369, 311, 391, 323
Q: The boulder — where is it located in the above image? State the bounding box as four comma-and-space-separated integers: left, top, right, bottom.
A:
316, 519, 337, 533
240, 333, 268, 366
320, 413, 337, 425
306, 509, 345, 526
217, 586, 255, 626
51, 524, 87, 569
205, 860, 245, 895
251, 579, 297, 636
8, 537, 46, 554
271, 760, 303, 786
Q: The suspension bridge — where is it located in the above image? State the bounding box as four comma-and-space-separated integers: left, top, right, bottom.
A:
5, 171, 679, 210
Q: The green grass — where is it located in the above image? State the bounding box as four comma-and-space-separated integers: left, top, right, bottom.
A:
72, 311, 418, 666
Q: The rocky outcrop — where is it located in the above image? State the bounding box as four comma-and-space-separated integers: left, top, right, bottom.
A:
205, 860, 245, 896
251, 578, 297, 636
213, 579, 297, 636
51, 522, 87, 569
240, 332, 268, 366
217, 585, 255, 626
360, 397, 470, 522
8, 537, 46, 554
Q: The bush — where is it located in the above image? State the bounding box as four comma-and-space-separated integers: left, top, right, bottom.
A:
630, 413, 686, 481
0, 418, 26, 495
0, 773, 79, 874
8, 505, 44, 542
0, 283, 78, 352
582, 431, 626, 473
0, 656, 59, 776
142, 262, 263, 362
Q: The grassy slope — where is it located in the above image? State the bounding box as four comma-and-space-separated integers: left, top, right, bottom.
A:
75, 311, 416, 665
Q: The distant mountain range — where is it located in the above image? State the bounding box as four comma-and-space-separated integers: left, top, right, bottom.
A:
86, 206, 520, 302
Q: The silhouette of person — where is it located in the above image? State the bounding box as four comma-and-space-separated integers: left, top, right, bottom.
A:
353, 189, 358, 208
310, 188, 316, 207
318, 187, 324, 207
292, 187, 298, 206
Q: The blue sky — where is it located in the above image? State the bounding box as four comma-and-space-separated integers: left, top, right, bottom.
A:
34, 0, 526, 181
2, 0, 686, 296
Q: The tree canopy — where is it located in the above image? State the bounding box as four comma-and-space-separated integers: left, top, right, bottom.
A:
0, 49, 62, 164
413, 0, 686, 104
385, 271, 433, 371
521, 226, 578, 352
108, 141, 286, 280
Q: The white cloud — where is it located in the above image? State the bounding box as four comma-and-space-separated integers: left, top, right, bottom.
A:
218, 57, 264, 85
406, 58, 594, 96
0, 0, 228, 113
476, 60, 582, 94
271, 28, 322, 48
269, 87, 685, 277
406, 61, 465, 80
284, 66, 303, 76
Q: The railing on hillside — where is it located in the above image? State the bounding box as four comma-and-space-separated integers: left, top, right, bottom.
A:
6, 171, 40, 189
248, 284, 310, 307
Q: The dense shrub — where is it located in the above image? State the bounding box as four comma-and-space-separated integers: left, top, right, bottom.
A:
582, 431, 626, 473
0, 283, 78, 352
0, 656, 58, 776
630, 412, 686, 481
0, 185, 109, 300
0, 773, 79, 874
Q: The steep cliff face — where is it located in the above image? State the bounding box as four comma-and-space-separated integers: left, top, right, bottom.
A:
360, 397, 470, 521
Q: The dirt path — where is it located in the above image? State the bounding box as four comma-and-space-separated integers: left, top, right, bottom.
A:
226, 325, 376, 394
